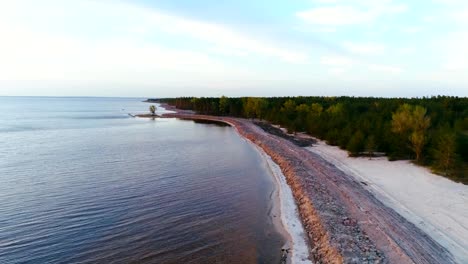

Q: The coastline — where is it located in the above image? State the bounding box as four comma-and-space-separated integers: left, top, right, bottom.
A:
256, 145, 313, 264
143, 104, 310, 263
307, 139, 468, 263
137, 104, 456, 263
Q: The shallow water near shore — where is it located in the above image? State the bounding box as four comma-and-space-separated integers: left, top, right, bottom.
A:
0, 97, 285, 263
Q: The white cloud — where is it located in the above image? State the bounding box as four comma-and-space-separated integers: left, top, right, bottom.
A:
0, 25, 234, 82
314, 0, 339, 3
210, 46, 249, 57
297, 6, 372, 26
292, 25, 337, 33
343, 41, 386, 55
320, 54, 402, 74
137, 6, 307, 63
397, 47, 416, 55
320, 55, 354, 67
401, 26, 423, 33
452, 9, 468, 23
329, 68, 346, 75
368, 64, 402, 74
441, 32, 468, 71
0, 0, 309, 84
297, 1, 407, 26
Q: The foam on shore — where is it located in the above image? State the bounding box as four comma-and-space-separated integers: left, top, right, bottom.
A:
253, 144, 313, 264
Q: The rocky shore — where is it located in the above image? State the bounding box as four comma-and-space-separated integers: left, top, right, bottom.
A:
138, 107, 456, 264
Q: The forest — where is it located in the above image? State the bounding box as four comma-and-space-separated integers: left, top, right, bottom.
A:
159, 96, 468, 183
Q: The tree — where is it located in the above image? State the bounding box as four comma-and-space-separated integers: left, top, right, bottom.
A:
159, 96, 467, 183
365, 135, 376, 159
244, 97, 268, 119
310, 103, 323, 115
432, 130, 458, 176
326, 103, 344, 115
255, 98, 268, 119
347, 130, 365, 156
281, 99, 297, 133
219, 95, 229, 115
295, 104, 309, 131
391, 104, 430, 162
149, 105, 156, 116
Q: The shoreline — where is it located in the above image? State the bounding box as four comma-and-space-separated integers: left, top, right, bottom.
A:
257, 146, 313, 264
137, 105, 456, 263
307, 139, 468, 263
248, 138, 312, 264
191, 116, 311, 263
143, 104, 310, 263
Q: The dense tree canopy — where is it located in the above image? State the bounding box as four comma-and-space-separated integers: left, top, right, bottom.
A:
160, 96, 467, 183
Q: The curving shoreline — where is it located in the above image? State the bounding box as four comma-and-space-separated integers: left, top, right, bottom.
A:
137, 106, 456, 264
257, 146, 313, 264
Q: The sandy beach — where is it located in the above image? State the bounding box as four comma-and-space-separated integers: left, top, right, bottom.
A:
139, 104, 459, 263
307, 140, 468, 263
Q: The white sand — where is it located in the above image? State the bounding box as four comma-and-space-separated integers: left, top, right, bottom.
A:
307, 140, 468, 263
255, 146, 313, 264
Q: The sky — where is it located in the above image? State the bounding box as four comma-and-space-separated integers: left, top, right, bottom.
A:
0, 0, 467, 97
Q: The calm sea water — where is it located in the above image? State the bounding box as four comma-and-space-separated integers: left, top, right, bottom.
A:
0, 97, 284, 263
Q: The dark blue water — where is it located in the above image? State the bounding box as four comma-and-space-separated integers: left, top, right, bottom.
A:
0, 97, 284, 263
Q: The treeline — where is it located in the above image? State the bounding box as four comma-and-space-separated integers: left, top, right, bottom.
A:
160, 96, 468, 183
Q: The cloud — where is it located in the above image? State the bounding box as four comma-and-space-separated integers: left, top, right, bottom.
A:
292, 25, 337, 33
401, 26, 423, 33
368, 64, 402, 74
320, 55, 354, 67
441, 32, 468, 71
297, 1, 407, 26
137, 6, 308, 63
397, 47, 416, 55
329, 68, 346, 75
0, 0, 309, 84
320, 54, 402, 74
297, 6, 372, 26
0, 25, 235, 83
452, 9, 468, 24
343, 41, 386, 55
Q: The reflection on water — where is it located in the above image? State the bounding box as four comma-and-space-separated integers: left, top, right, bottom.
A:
0, 97, 284, 263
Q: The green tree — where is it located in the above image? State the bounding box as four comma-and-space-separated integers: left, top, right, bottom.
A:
326, 103, 344, 115
281, 99, 297, 133
392, 104, 431, 162
149, 105, 156, 116
310, 103, 323, 115
281, 99, 296, 121
365, 135, 376, 159
347, 130, 365, 156
295, 104, 309, 131
432, 130, 458, 176
255, 98, 268, 119
219, 95, 229, 115
244, 97, 267, 119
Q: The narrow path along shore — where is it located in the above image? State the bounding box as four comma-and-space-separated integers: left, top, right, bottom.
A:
138, 108, 456, 264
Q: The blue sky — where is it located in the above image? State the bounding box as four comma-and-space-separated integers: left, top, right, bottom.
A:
0, 0, 467, 97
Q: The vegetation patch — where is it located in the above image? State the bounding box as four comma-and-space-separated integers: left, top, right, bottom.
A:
159, 96, 467, 183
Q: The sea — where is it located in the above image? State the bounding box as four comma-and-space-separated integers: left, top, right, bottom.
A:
0, 97, 285, 263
